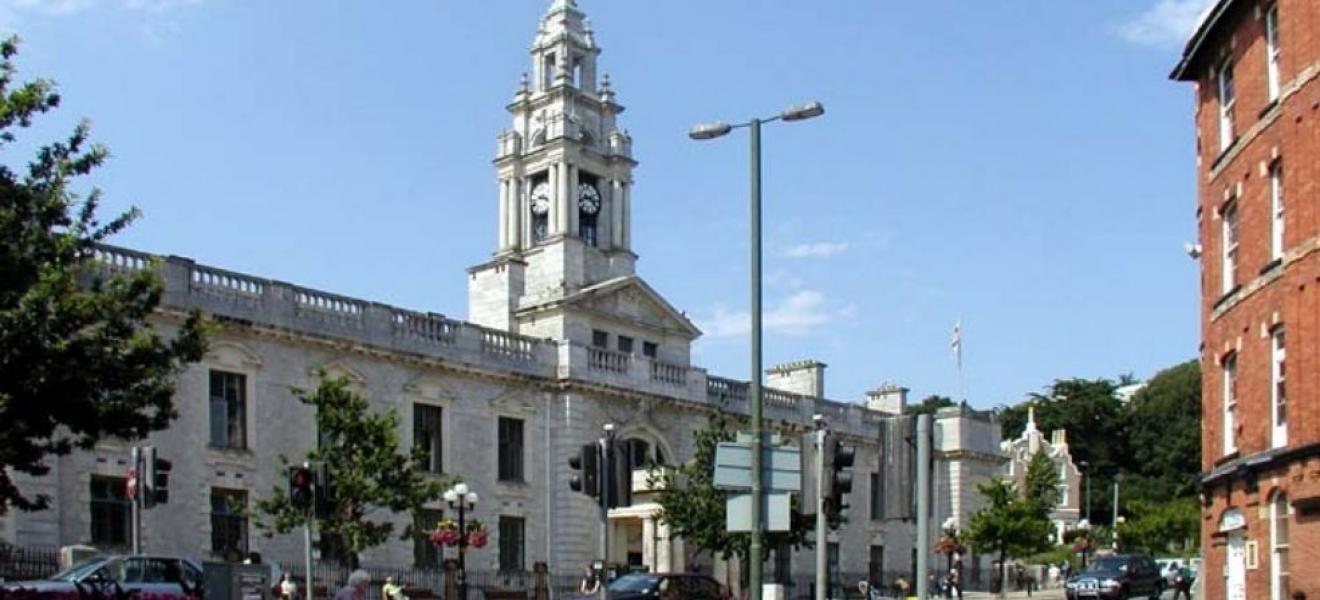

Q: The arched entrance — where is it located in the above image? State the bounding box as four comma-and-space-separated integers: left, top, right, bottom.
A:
1220, 508, 1246, 600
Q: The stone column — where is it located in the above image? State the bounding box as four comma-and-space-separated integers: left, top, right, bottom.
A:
621, 181, 631, 249
498, 178, 510, 251
511, 178, 524, 251
549, 166, 559, 240
657, 520, 673, 573
558, 162, 572, 234
642, 517, 657, 573
568, 165, 579, 238
611, 179, 624, 248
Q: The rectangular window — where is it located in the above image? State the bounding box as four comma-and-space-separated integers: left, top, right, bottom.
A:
1270, 162, 1284, 261
498, 516, 526, 572
498, 417, 525, 482
414, 404, 443, 474
1224, 353, 1238, 455
1218, 60, 1236, 151
209, 370, 247, 449
592, 330, 609, 348
870, 472, 885, 521
1057, 483, 1070, 507
617, 336, 634, 355
827, 543, 840, 586
89, 476, 130, 547
1266, 3, 1281, 101
1272, 327, 1287, 448
869, 545, 885, 588
642, 341, 658, 359
210, 488, 249, 559
1222, 201, 1239, 295
414, 508, 444, 568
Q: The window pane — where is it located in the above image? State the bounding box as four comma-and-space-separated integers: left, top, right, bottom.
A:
90, 476, 130, 546
592, 330, 609, 348
210, 488, 249, 559
414, 509, 445, 568
414, 404, 443, 474
498, 418, 524, 481
642, 342, 658, 359
210, 371, 247, 449
617, 336, 633, 354
499, 517, 525, 572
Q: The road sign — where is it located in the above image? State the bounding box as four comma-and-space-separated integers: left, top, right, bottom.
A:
714, 442, 801, 492
726, 492, 792, 532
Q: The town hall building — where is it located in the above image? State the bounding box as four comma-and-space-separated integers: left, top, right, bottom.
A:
1, 0, 1009, 591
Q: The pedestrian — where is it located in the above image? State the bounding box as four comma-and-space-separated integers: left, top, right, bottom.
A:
1171, 565, 1193, 600
1048, 563, 1059, 589
578, 565, 601, 598
279, 572, 298, 600
334, 570, 371, 600
382, 575, 406, 600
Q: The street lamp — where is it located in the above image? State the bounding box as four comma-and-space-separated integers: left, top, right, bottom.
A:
689, 100, 825, 600
939, 517, 960, 582
444, 483, 480, 600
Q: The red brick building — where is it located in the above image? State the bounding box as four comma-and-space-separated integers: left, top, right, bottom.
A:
1171, 1, 1319, 599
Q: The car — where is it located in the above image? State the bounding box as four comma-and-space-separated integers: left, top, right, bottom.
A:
1064, 554, 1164, 600
605, 572, 725, 600
0, 554, 204, 599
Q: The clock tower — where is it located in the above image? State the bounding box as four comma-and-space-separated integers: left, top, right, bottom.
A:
468, 0, 698, 351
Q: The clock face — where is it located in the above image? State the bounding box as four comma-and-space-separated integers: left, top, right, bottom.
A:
577, 183, 601, 215
530, 182, 551, 215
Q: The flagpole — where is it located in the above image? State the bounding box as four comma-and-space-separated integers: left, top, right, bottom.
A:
953, 319, 965, 404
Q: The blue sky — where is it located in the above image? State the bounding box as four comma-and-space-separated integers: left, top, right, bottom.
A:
1, 0, 1216, 409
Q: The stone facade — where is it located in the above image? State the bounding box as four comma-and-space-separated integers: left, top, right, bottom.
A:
1000, 408, 1082, 543
1171, 1, 1320, 600
2, 0, 1010, 588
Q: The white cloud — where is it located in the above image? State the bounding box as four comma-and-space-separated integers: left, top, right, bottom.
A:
783, 241, 849, 259
700, 290, 851, 338
1118, 0, 1216, 47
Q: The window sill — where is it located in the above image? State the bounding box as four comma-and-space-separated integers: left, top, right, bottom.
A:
1212, 285, 1242, 310
1211, 139, 1240, 171
1259, 258, 1283, 276
1213, 450, 1240, 468
1258, 99, 1279, 120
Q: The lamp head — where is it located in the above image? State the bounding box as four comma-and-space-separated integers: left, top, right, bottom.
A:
454, 482, 469, 495
466, 491, 479, 506
780, 101, 825, 122
689, 122, 732, 141
443, 489, 458, 503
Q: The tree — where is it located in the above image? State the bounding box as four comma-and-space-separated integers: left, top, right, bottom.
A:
1117, 498, 1199, 556
1123, 360, 1201, 503
0, 37, 208, 513
253, 375, 447, 568
650, 410, 812, 568
1023, 451, 1061, 518
906, 395, 956, 417
965, 479, 1053, 596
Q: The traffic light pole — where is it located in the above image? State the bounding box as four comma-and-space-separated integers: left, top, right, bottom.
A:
814, 429, 827, 600
916, 414, 931, 600
598, 428, 613, 600
130, 446, 142, 555
304, 461, 314, 599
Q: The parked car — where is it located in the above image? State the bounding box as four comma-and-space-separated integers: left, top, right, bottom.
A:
605, 573, 725, 600
1064, 554, 1164, 600
0, 554, 204, 599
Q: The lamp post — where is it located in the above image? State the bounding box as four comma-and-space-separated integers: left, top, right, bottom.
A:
690, 100, 824, 600
444, 483, 479, 600
1077, 460, 1090, 525
941, 517, 959, 586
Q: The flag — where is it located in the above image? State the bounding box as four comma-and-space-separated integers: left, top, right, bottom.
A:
950, 321, 962, 368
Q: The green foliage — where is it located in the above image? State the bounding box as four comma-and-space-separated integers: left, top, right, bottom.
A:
0, 37, 208, 513
650, 410, 812, 563
906, 395, 956, 417
253, 375, 448, 567
1123, 361, 1202, 502
1023, 451, 1061, 518
1117, 498, 1199, 555
966, 479, 1054, 566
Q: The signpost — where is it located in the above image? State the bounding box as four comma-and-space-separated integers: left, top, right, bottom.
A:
714, 438, 800, 532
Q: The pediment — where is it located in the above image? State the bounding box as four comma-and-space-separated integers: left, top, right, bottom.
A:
520, 276, 701, 339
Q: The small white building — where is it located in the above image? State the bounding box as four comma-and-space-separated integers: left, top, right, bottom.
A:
1000, 407, 1083, 543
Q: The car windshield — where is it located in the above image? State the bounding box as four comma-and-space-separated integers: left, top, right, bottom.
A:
608, 574, 660, 592
49, 557, 116, 582
1084, 558, 1128, 575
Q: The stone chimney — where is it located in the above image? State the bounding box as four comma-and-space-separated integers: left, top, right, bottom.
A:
766, 359, 826, 398
865, 384, 909, 415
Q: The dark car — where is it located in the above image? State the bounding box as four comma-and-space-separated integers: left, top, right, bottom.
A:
0, 555, 204, 599
1065, 554, 1164, 600
606, 573, 725, 600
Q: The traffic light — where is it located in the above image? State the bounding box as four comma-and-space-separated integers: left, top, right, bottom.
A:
605, 438, 632, 510
143, 446, 172, 508
569, 444, 601, 500
289, 465, 313, 512
823, 432, 855, 528
312, 462, 333, 519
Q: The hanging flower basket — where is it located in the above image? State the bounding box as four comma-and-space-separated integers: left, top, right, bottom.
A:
429, 518, 461, 547
466, 520, 488, 549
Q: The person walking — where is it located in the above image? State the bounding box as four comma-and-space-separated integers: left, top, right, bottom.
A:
334, 570, 371, 600
1171, 565, 1193, 600
278, 572, 298, 600
577, 565, 601, 598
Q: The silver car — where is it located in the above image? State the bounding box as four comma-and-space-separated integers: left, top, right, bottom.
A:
2, 554, 204, 599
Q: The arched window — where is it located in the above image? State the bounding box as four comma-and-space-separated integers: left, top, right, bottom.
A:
1271, 492, 1290, 600
623, 438, 667, 469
